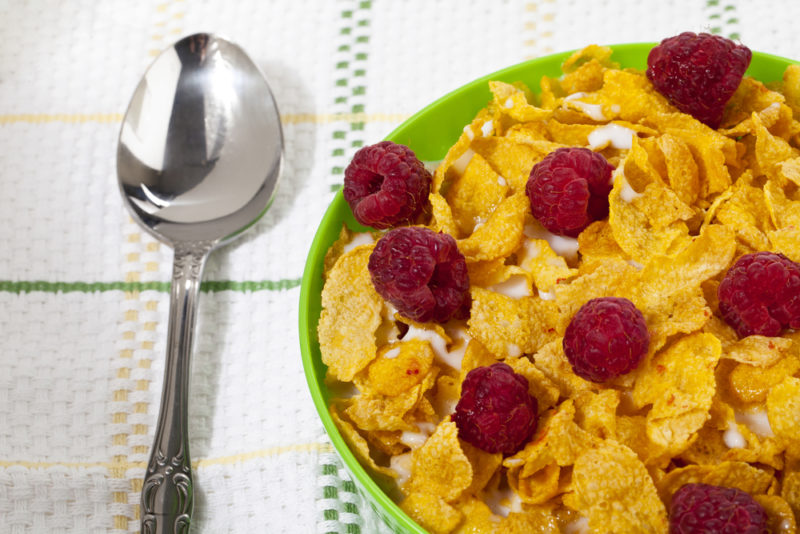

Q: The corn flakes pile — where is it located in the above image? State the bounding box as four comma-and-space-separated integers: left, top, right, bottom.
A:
318, 44, 800, 533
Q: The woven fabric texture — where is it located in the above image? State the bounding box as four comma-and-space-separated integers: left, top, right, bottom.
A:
0, 1, 798, 532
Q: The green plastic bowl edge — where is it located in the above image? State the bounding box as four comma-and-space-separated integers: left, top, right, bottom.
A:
298, 43, 797, 534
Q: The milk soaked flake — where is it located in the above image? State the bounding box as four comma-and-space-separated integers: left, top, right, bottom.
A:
382, 346, 401, 359
484, 223, 579, 301
723, 409, 775, 449
481, 482, 523, 519
488, 275, 531, 299
452, 148, 475, 174
563, 92, 607, 121
342, 232, 374, 253
736, 409, 774, 438
403, 323, 470, 372
400, 421, 437, 450
523, 221, 580, 263
723, 421, 747, 449
613, 165, 642, 203
390, 452, 413, 486
453, 120, 495, 173
619, 177, 642, 203
588, 123, 636, 150
564, 517, 590, 534
461, 119, 495, 140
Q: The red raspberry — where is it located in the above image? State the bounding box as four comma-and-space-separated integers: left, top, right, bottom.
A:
526, 147, 614, 238
368, 226, 470, 323
453, 363, 538, 454
718, 251, 800, 337
343, 141, 432, 229
669, 483, 768, 534
647, 32, 752, 129
563, 297, 649, 383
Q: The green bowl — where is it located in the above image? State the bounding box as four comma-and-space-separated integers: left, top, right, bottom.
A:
299, 43, 798, 533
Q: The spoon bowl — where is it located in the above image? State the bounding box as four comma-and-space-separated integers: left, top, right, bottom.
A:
117, 33, 283, 533
118, 32, 282, 245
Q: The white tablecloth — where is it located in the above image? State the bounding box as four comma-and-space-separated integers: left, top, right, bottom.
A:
1, 0, 799, 532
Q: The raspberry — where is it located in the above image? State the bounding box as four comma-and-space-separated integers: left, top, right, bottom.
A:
718, 251, 800, 337
647, 32, 752, 129
669, 483, 768, 534
453, 363, 538, 454
526, 147, 614, 238
563, 297, 649, 382
368, 226, 470, 323
343, 141, 432, 229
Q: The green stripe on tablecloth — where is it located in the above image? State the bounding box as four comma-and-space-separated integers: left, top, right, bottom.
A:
322, 460, 342, 533
320, 452, 372, 534
327, 2, 371, 192
0, 279, 301, 294
706, 0, 740, 40
319, 2, 372, 534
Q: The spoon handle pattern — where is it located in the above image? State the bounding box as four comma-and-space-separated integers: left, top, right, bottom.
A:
141, 240, 214, 534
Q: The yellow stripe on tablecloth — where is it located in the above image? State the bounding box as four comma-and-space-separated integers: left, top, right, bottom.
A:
0, 112, 410, 125
193, 442, 335, 468
0, 113, 124, 124
0, 442, 335, 470
280, 112, 411, 124
523, 0, 557, 58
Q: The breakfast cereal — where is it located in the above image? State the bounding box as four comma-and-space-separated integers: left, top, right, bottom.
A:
319, 34, 800, 533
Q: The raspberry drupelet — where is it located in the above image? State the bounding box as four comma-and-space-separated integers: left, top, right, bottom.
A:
669, 483, 768, 534
453, 363, 538, 455
647, 32, 752, 129
718, 251, 800, 338
563, 297, 650, 383
526, 147, 614, 238
343, 141, 431, 229
368, 226, 470, 324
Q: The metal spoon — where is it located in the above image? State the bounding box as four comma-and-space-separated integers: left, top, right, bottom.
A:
117, 33, 283, 533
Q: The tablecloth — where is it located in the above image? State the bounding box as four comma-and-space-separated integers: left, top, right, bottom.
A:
1, 0, 799, 532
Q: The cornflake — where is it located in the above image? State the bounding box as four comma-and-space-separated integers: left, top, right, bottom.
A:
319, 43, 800, 533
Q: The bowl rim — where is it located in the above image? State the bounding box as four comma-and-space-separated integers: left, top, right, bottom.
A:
298, 42, 799, 533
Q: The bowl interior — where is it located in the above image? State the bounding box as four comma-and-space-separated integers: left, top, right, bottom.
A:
298, 43, 797, 533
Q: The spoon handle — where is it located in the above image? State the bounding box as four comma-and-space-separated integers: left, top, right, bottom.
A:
141, 240, 214, 534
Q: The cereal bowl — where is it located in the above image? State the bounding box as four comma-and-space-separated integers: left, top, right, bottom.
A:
299, 43, 799, 533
